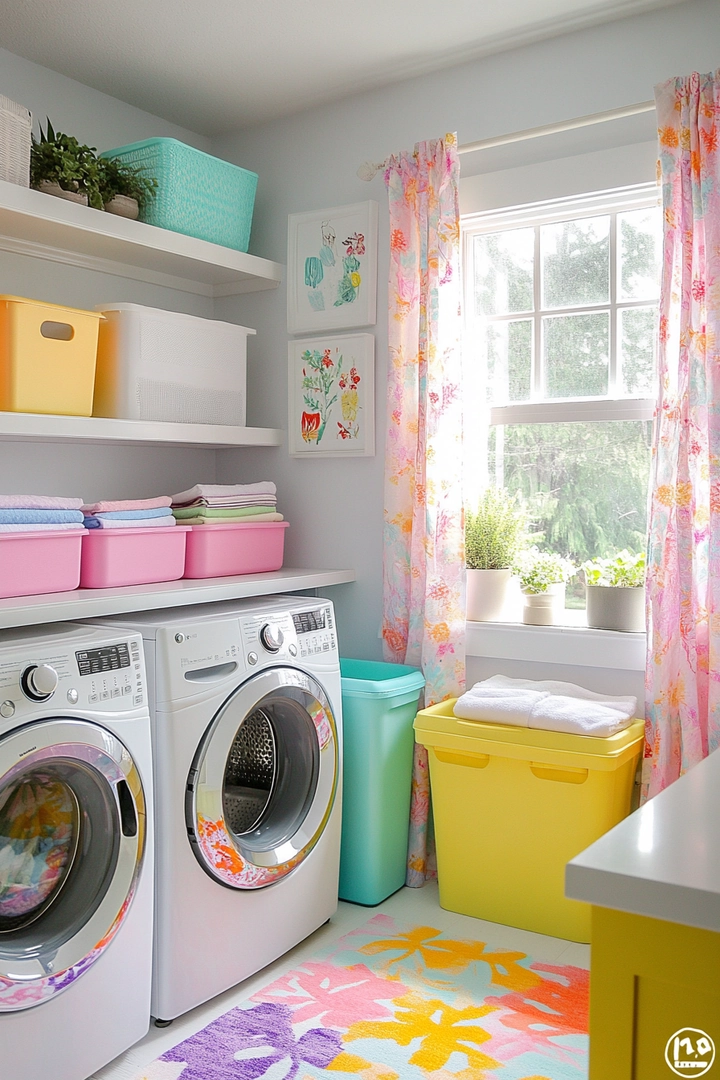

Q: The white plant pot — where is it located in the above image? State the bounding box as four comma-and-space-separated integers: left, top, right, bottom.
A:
466, 567, 511, 621
35, 180, 88, 206
522, 583, 565, 625
104, 194, 139, 219
586, 584, 645, 633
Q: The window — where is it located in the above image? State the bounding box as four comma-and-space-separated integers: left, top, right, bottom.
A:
463, 185, 662, 611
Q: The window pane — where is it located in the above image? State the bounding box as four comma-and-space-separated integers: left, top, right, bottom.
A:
474, 228, 534, 316
544, 312, 609, 398
541, 216, 610, 308
620, 306, 658, 396
618, 207, 662, 301
489, 420, 652, 608
485, 319, 532, 403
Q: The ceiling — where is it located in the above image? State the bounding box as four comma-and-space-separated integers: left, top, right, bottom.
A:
0, 0, 682, 135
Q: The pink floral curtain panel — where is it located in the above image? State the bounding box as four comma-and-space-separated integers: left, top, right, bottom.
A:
381, 134, 465, 885
644, 70, 720, 799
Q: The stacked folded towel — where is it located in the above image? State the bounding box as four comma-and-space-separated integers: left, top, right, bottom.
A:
171, 483, 283, 526
82, 496, 176, 530
0, 496, 85, 532
453, 675, 637, 738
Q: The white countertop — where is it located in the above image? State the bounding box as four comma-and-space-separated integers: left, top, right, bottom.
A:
566, 747, 720, 932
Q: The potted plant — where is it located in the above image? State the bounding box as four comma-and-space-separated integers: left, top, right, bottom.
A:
582, 550, 646, 632
465, 488, 528, 621
98, 155, 158, 219
514, 547, 576, 625
30, 119, 103, 208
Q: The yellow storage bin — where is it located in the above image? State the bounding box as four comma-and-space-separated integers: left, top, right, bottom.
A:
0, 295, 102, 416
414, 700, 644, 942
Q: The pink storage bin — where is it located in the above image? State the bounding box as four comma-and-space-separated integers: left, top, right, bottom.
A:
80, 525, 190, 589
0, 530, 86, 598
183, 521, 288, 579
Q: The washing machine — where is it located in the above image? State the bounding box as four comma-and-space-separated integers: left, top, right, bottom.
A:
93, 593, 342, 1023
0, 622, 153, 1080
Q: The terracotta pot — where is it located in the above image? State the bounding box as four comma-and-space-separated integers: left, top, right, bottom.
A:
466, 568, 511, 621
35, 180, 88, 206
521, 583, 566, 625
104, 194, 139, 219
586, 585, 645, 633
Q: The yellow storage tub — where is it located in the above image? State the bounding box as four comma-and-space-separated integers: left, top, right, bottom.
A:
414, 700, 644, 942
0, 295, 102, 416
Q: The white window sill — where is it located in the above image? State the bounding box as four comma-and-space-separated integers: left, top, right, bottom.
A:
466, 619, 646, 671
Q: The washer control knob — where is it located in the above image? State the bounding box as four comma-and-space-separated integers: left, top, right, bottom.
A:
66, 688, 79, 705
21, 664, 59, 702
175, 633, 185, 644
247, 652, 258, 666
289, 643, 298, 657
259, 624, 284, 653
0, 701, 15, 719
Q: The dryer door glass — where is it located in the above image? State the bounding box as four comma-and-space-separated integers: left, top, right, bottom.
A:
0, 719, 146, 1013
187, 667, 338, 890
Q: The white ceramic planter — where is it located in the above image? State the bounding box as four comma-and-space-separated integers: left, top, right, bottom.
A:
35, 180, 88, 206
522, 583, 565, 625
586, 584, 645, 633
104, 194, 139, 219
466, 567, 511, 621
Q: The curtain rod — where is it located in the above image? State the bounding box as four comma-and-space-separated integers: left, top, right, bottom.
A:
357, 100, 656, 180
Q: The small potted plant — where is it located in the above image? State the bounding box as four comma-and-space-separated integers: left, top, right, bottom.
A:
465, 488, 528, 621
98, 155, 158, 219
514, 547, 576, 625
582, 550, 645, 633
30, 119, 103, 208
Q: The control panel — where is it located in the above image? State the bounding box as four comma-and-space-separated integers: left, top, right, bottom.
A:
238, 603, 337, 666
77, 638, 145, 707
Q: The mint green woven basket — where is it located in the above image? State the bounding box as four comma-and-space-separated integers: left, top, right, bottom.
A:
101, 138, 258, 252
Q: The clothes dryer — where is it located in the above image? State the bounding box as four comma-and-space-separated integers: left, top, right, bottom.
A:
93, 594, 342, 1023
0, 622, 153, 1080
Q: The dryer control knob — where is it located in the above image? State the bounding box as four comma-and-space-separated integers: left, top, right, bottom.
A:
21, 664, 59, 701
259, 624, 284, 653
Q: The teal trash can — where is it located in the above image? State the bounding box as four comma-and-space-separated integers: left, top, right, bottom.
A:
339, 659, 425, 905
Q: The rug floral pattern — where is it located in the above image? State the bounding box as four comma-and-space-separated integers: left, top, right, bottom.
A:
135, 915, 588, 1080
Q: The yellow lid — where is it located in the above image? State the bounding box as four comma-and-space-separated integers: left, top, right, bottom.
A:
0, 295, 103, 318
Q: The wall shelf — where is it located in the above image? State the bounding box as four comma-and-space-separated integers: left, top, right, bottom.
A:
0, 411, 283, 449
0, 179, 283, 297
0, 568, 355, 630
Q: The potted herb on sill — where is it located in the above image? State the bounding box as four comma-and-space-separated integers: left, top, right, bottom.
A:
514, 548, 576, 626
465, 488, 528, 621
30, 119, 103, 208
98, 155, 158, 219
582, 550, 645, 633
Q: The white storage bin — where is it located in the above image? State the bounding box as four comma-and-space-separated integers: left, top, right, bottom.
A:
93, 303, 254, 426
0, 96, 31, 187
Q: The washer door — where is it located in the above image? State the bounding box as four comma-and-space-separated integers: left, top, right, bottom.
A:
0, 718, 146, 1012
187, 667, 338, 889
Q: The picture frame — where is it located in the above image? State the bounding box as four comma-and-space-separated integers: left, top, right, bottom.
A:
287, 201, 378, 334
288, 333, 375, 458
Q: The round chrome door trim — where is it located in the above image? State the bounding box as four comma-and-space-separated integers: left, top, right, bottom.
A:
187, 666, 338, 890
0, 718, 146, 1012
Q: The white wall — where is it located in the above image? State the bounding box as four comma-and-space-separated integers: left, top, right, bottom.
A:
212, 0, 718, 663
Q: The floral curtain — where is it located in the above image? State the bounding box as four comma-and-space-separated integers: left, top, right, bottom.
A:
382, 134, 465, 884
644, 70, 720, 799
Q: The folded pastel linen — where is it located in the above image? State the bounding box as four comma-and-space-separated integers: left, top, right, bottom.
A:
0, 509, 84, 525
82, 496, 172, 513
0, 495, 83, 510
83, 515, 177, 530
0, 523, 86, 532
454, 675, 637, 737
179, 512, 284, 526
172, 505, 277, 520
172, 482, 276, 505
173, 497, 277, 510
93, 507, 173, 520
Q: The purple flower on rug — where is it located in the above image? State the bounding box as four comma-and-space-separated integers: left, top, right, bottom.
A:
161, 1001, 342, 1080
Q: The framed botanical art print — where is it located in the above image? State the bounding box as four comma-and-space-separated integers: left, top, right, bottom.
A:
288, 333, 374, 458
287, 201, 378, 334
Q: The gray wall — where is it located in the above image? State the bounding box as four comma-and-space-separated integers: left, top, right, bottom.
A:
212, 0, 719, 661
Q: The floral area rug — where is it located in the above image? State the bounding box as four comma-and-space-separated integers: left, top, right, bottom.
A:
135, 914, 588, 1080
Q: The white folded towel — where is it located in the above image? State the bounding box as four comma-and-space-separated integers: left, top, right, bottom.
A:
172, 482, 276, 505
0, 523, 86, 532
454, 675, 637, 737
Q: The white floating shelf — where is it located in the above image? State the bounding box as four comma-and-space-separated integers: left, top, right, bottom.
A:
0, 180, 283, 297
0, 411, 283, 449
0, 568, 356, 630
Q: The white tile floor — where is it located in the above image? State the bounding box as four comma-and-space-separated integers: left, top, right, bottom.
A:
92, 881, 590, 1080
